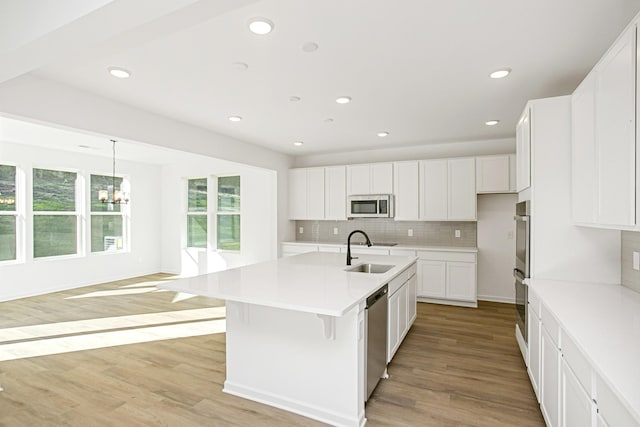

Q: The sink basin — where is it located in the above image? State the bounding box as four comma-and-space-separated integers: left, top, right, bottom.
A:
345, 263, 395, 274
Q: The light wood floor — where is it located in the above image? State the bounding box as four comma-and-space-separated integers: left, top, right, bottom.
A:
0, 274, 544, 426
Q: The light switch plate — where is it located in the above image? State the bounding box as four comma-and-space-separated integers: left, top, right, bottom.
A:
408, 229, 413, 237
455, 229, 461, 238
299, 227, 304, 234
333, 227, 338, 235
633, 251, 640, 271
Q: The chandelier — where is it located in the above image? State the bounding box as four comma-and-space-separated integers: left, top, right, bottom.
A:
98, 139, 129, 204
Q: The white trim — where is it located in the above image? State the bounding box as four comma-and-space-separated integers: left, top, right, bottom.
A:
477, 295, 516, 304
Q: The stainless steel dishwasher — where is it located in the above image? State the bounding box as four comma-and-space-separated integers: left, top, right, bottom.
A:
365, 284, 388, 401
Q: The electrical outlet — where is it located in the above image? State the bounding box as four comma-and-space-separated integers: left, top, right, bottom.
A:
507, 231, 514, 240
634, 251, 640, 271
407, 229, 413, 237
333, 227, 339, 235
299, 227, 304, 234
455, 229, 461, 238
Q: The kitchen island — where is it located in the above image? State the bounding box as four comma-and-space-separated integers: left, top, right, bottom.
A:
159, 252, 417, 427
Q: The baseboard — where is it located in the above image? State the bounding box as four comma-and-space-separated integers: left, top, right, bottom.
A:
417, 297, 477, 308
223, 380, 365, 427
477, 295, 515, 304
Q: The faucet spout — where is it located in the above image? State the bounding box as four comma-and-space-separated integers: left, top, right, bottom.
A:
346, 230, 372, 265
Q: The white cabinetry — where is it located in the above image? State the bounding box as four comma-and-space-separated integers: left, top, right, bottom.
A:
475, 155, 513, 193
528, 299, 542, 402
561, 358, 594, 427
387, 263, 417, 362
516, 107, 531, 192
419, 158, 476, 221
541, 323, 561, 427
346, 163, 393, 195
509, 154, 516, 192
281, 243, 318, 257
324, 166, 347, 220
393, 161, 420, 220
288, 168, 325, 220
416, 250, 477, 307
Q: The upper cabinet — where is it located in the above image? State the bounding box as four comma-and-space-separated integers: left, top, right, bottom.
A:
571, 22, 638, 228
420, 157, 476, 221
324, 166, 347, 220
393, 161, 420, 221
516, 107, 532, 192
476, 154, 516, 193
346, 163, 393, 195
288, 168, 325, 220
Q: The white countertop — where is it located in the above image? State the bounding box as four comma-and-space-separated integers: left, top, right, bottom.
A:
526, 278, 640, 422
159, 252, 417, 317
281, 241, 478, 253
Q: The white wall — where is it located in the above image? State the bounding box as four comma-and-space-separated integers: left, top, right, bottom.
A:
159, 155, 277, 275
0, 141, 162, 301
477, 194, 518, 303
293, 137, 515, 167
0, 74, 295, 249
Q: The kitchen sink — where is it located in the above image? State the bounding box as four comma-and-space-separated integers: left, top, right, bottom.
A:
345, 263, 395, 274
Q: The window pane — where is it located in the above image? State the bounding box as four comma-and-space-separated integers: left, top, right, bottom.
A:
187, 215, 207, 248
33, 215, 77, 257
0, 216, 16, 261
217, 214, 240, 250
218, 176, 240, 212
91, 174, 123, 212
0, 165, 16, 212
33, 169, 76, 211
91, 215, 123, 252
188, 178, 207, 212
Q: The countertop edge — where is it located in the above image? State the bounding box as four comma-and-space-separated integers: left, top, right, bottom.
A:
281, 241, 478, 252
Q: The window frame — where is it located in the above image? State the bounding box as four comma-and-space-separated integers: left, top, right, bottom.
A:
215, 174, 241, 252
31, 166, 84, 260
185, 177, 209, 250
88, 173, 130, 255
0, 163, 22, 264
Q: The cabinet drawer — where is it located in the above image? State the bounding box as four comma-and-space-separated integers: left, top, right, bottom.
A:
389, 262, 417, 295
562, 332, 592, 397
529, 288, 541, 318
596, 374, 638, 427
541, 303, 561, 349
416, 250, 476, 263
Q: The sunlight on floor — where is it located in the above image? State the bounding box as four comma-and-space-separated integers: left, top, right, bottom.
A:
0, 307, 226, 362
65, 287, 161, 299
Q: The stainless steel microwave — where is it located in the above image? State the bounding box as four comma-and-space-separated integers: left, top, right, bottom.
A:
348, 194, 394, 218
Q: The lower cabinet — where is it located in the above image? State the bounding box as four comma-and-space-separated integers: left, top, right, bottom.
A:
541, 326, 561, 427
561, 358, 594, 427
416, 250, 477, 307
387, 266, 417, 362
528, 303, 542, 402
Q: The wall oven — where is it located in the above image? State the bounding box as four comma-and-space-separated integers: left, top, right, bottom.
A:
348, 194, 394, 218
514, 201, 530, 344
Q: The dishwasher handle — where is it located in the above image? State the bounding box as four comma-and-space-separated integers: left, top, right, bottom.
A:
366, 285, 388, 308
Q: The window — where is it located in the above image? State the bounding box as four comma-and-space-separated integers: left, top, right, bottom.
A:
33, 168, 78, 258
0, 164, 17, 262
217, 175, 240, 251
187, 178, 207, 248
90, 174, 126, 252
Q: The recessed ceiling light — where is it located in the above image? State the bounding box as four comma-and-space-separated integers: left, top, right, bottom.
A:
302, 42, 319, 53
229, 116, 243, 122
490, 68, 511, 79
289, 96, 301, 102
336, 96, 351, 104
485, 120, 500, 126
377, 132, 389, 137
248, 17, 274, 35
293, 141, 304, 146
232, 62, 248, 71
108, 67, 131, 79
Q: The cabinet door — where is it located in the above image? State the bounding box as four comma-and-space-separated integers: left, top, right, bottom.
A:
417, 260, 446, 298
561, 359, 594, 427
516, 108, 531, 192
387, 290, 401, 362
288, 169, 307, 219
528, 305, 542, 402
445, 261, 476, 302
325, 166, 346, 220
448, 158, 476, 220
509, 154, 516, 192
371, 163, 393, 194
420, 159, 448, 220
595, 25, 636, 226
541, 327, 561, 427
407, 274, 417, 325
572, 73, 598, 224
398, 285, 409, 341
347, 164, 370, 195
394, 161, 420, 220
306, 168, 325, 220
476, 155, 510, 193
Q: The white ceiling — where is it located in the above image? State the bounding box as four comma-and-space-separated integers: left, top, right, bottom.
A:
4, 0, 640, 156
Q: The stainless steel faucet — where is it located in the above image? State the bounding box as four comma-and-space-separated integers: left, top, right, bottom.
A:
346, 230, 372, 265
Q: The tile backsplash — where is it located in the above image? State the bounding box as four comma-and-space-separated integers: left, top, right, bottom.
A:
622, 230, 640, 293
295, 219, 477, 247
